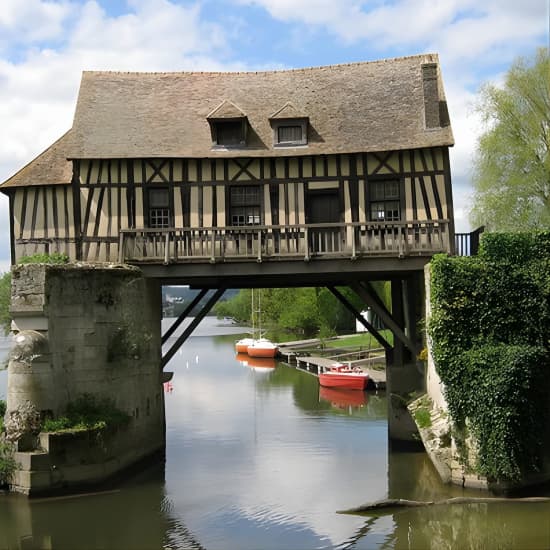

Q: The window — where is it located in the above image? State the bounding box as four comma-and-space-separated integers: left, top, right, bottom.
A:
215, 120, 245, 146
278, 125, 302, 144
207, 100, 248, 148
369, 180, 401, 222
148, 188, 171, 228
230, 186, 261, 226
272, 119, 307, 147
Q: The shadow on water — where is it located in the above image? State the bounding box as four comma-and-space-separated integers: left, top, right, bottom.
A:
335, 450, 550, 549
337, 501, 550, 550
0, 463, 205, 550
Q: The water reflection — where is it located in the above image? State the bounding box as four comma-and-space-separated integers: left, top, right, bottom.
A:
319, 386, 367, 411
338, 501, 550, 550
1, 323, 550, 549
0, 465, 204, 550
235, 352, 277, 370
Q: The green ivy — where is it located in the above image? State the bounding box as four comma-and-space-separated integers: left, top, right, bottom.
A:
18, 252, 69, 264
42, 393, 130, 433
429, 232, 550, 482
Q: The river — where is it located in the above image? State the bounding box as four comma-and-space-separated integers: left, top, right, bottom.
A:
0, 318, 549, 549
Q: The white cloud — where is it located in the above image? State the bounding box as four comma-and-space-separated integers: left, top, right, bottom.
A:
0, 0, 243, 185
0, 0, 74, 47
236, 0, 546, 56
235, 0, 547, 232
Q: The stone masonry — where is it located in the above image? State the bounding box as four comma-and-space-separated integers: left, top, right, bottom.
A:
5, 263, 165, 495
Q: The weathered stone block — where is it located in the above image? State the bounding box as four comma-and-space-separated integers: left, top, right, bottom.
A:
7, 263, 164, 496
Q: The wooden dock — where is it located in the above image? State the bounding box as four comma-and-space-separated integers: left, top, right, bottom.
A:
276, 335, 387, 390
280, 355, 386, 390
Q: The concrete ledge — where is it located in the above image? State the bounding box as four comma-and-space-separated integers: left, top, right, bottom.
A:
14, 451, 51, 471
12, 429, 165, 497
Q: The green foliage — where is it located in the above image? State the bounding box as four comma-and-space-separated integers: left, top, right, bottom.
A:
460, 344, 547, 480
0, 273, 11, 335
214, 285, 374, 336
469, 48, 550, 231
18, 252, 69, 264
42, 393, 130, 433
0, 400, 16, 484
429, 232, 550, 481
0, 440, 17, 485
414, 407, 432, 429
323, 331, 393, 349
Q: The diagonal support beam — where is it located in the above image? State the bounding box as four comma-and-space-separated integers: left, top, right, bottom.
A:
162, 288, 209, 345
327, 286, 391, 351
161, 288, 226, 369
352, 281, 418, 355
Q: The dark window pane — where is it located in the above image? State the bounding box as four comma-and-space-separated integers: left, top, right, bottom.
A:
216, 121, 243, 145
369, 180, 401, 222
149, 188, 169, 208
385, 181, 400, 199
150, 208, 170, 228
230, 186, 261, 225
371, 182, 385, 201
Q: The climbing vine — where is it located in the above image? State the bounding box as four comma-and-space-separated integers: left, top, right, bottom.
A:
429, 232, 550, 481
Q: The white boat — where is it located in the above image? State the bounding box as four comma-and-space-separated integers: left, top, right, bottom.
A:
247, 337, 279, 358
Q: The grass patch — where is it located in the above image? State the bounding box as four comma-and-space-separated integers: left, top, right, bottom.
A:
323, 330, 393, 349
42, 394, 130, 433
414, 407, 432, 429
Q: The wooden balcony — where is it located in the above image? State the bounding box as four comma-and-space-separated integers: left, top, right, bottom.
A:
118, 220, 452, 266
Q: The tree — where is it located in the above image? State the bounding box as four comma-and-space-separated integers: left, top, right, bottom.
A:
469, 48, 550, 231
212, 283, 391, 336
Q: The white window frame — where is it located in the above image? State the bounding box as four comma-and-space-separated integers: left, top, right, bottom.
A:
271, 119, 308, 147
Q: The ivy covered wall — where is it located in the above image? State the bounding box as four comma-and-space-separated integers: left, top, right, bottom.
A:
429, 232, 550, 482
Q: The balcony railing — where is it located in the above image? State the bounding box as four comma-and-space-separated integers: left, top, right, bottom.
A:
455, 226, 485, 256
118, 220, 451, 265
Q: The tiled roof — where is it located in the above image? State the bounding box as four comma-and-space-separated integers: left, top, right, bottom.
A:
1, 132, 72, 188
67, 53, 453, 159
1, 54, 454, 189
269, 102, 308, 120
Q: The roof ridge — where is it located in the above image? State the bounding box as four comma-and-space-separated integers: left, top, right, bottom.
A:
82, 53, 440, 78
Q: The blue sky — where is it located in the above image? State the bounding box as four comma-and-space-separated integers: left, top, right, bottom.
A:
0, 0, 548, 270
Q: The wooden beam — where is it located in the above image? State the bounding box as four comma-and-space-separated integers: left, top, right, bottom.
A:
351, 281, 418, 356
161, 288, 209, 344
161, 288, 225, 369
327, 286, 391, 351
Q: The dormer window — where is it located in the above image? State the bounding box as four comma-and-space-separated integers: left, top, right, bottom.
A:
215, 120, 245, 146
269, 102, 308, 147
207, 100, 248, 148
278, 125, 304, 145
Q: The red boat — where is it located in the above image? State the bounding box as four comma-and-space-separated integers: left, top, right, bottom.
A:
318, 364, 369, 390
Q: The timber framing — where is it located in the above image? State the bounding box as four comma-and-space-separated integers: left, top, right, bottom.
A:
2, 147, 454, 265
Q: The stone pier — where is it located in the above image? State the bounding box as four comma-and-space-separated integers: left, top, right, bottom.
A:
5, 263, 165, 495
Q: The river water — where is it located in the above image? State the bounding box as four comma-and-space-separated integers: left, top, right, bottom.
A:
0, 319, 550, 549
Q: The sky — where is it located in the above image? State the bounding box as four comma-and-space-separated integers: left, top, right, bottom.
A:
0, 0, 548, 271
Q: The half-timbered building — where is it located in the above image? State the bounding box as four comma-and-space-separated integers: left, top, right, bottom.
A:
1, 53, 459, 366
1, 54, 454, 282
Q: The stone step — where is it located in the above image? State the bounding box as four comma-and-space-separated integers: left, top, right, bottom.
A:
14, 450, 51, 471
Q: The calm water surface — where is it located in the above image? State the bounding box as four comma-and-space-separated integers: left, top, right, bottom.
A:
0, 320, 549, 549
